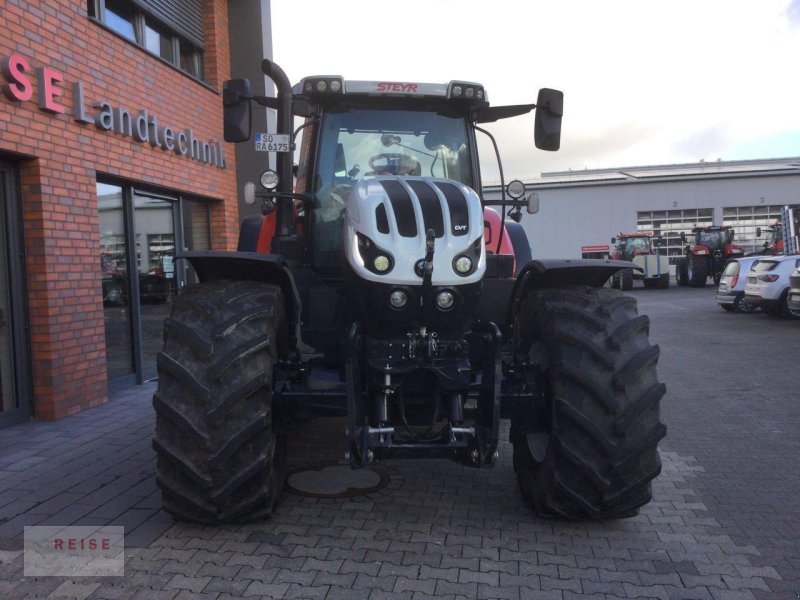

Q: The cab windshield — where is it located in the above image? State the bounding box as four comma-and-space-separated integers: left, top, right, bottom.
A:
696, 230, 727, 247
312, 107, 472, 268
624, 237, 651, 254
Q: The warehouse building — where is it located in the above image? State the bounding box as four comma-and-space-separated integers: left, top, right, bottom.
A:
483, 158, 800, 261
0, 0, 272, 428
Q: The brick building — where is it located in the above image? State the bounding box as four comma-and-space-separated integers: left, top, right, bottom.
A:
0, 0, 273, 427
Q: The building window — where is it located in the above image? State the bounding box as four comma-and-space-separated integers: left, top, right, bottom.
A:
144, 18, 175, 63
637, 208, 713, 263
103, 0, 136, 41
89, 0, 205, 81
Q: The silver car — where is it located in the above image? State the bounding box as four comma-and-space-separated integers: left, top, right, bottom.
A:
743, 254, 800, 318
716, 256, 762, 312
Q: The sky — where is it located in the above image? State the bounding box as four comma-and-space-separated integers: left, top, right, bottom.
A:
270, 0, 800, 184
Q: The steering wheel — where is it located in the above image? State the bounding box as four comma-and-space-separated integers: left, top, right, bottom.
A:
368, 153, 421, 176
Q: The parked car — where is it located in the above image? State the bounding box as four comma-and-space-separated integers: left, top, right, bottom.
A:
743, 254, 800, 318
716, 256, 762, 312
788, 267, 800, 313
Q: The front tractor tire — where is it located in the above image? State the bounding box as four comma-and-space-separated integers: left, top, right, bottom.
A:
688, 255, 708, 287
676, 258, 689, 286
511, 286, 666, 520
153, 280, 288, 524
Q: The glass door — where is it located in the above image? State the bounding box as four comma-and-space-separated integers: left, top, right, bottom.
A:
133, 191, 177, 381
0, 162, 31, 427
98, 182, 135, 381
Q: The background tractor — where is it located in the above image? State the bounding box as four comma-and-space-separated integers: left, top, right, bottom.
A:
152, 60, 666, 524
676, 225, 744, 287
609, 232, 670, 290
755, 222, 784, 255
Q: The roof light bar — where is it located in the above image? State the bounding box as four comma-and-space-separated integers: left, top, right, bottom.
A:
299, 76, 345, 96
293, 76, 488, 105
447, 81, 486, 103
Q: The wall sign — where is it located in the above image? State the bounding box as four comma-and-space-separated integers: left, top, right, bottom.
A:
0, 53, 226, 169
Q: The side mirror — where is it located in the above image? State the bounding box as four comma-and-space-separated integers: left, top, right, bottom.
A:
680, 232, 686, 243
534, 88, 563, 151
730, 230, 735, 240
223, 78, 252, 142
756, 226, 762, 238
527, 192, 540, 214
610, 237, 616, 244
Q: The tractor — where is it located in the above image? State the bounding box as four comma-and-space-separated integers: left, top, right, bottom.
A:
755, 222, 784, 255
152, 59, 666, 524
676, 225, 744, 287
609, 232, 670, 290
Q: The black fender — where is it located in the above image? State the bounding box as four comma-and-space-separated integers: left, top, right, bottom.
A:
506, 258, 640, 326
237, 215, 264, 251
177, 251, 302, 347
504, 221, 532, 275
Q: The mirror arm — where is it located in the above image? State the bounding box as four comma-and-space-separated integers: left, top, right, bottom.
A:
253, 95, 279, 109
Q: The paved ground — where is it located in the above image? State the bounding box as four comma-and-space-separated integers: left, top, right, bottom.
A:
0, 284, 798, 599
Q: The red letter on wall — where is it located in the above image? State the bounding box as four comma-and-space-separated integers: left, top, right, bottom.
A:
1, 54, 33, 102
37, 67, 65, 114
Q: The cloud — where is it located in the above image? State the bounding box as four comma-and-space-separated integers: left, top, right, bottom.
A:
271, 0, 800, 178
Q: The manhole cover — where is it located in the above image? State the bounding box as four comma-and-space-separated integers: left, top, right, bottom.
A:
285, 464, 389, 498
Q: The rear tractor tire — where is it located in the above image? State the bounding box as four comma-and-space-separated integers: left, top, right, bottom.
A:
657, 272, 670, 289
153, 280, 288, 524
511, 286, 666, 520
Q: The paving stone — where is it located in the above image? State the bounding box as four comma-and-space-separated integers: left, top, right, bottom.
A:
163, 574, 212, 593
354, 573, 397, 592
90, 582, 138, 600
326, 586, 370, 600
202, 576, 253, 596
435, 580, 478, 597
393, 577, 437, 595
284, 583, 330, 599
242, 581, 290, 597
49, 580, 102, 600
476, 584, 520, 600
130, 589, 179, 600
173, 591, 220, 600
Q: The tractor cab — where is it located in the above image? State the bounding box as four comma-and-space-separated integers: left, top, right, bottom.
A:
693, 226, 734, 252
612, 232, 654, 260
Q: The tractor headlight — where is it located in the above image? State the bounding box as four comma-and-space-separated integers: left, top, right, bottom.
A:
373, 255, 391, 273
436, 290, 455, 310
389, 289, 408, 309
453, 255, 473, 275
259, 169, 279, 190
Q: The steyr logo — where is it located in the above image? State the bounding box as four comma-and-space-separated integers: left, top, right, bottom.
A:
376, 82, 419, 93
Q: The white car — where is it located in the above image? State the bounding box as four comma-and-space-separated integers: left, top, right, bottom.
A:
716, 256, 763, 312
789, 268, 800, 313
743, 254, 800, 318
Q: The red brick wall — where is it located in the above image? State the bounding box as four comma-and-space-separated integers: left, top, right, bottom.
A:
0, 0, 238, 419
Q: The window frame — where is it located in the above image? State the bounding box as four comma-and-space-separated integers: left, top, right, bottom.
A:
88, 0, 205, 82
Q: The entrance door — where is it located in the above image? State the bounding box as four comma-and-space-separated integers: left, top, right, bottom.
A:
133, 191, 177, 381
0, 162, 31, 427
